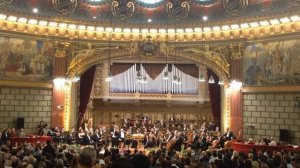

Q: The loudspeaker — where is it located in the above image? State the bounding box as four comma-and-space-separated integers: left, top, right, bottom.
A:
279, 129, 289, 142
16, 117, 24, 129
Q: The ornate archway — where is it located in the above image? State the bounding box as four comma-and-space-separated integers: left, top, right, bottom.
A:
67, 47, 230, 82
64, 47, 231, 131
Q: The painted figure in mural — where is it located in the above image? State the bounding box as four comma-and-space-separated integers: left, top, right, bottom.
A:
282, 50, 291, 77
0, 37, 54, 81
272, 43, 283, 76
245, 58, 261, 85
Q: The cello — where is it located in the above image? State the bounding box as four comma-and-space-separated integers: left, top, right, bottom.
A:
166, 139, 176, 151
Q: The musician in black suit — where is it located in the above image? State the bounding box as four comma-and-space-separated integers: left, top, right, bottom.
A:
47, 128, 56, 137
224, 127, 234, 141
199, 132, 207, 150
65, 128, 76, 144
173, 132, 183, 151
191, 132, 200, 150
1, 129, 9, 145
82, 131, 93, 145
92, 129, 101, 147
111, 126, 120, 148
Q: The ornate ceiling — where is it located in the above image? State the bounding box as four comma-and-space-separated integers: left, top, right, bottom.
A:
0, 0, 299, 25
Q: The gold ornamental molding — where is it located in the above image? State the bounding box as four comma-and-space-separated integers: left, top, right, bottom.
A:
166, 0, 190, 20
98, 93, 205, 102
111, 0, 135, 20
0, 11, 299, 42
51, 0, 79, 15
0, 80, 53, 88
242, 86, 300, 93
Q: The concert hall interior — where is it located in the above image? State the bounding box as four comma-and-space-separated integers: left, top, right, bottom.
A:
0, 0, 300, 167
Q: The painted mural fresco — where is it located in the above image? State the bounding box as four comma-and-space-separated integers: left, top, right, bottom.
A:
0, 37, 54, 81
243, 39, 300, 86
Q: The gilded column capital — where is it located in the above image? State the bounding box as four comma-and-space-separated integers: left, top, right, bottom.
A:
54, 42, 70, 58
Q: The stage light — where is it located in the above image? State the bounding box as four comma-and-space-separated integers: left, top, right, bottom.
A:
7, 16, 17, 22
0, 14, 7, 20
105, 27, 113, 32
78, 25, 86, 30
132, 28, 139, 33
114, 27, 122, 33
280, 17, 290, 23
250, 22, 259, 28
159, 29, 166, 33
167, 29, 175, 33
203, 27, 211, 32
96, 27, 104, 32
208, 76, 215, 84
87, 26, 95, 31
18, 17, 27, 23
260, 20, 270, 26
291, 15, 300, 22
48, 22, 58, 27
221, 25, 230, 31
240, 23, 249, 28
38, 20, 48, 26
59, 23, 67, 28
150, 29, 157, 33
122, 28, 130, 33
28, 19, 38, 25
230, 80, 242, 90
194, 27, 202, 32
270, 19, 280, 25
141, 29, 149, 33
176, 29, 184, 33
68, 24, 77, 29
231, 24, 239, 29
212, 26, 220, 31
32, 8, 38, 13
185, 28, 193, 33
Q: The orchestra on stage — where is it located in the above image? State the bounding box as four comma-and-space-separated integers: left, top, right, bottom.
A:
21, 115, 239, 152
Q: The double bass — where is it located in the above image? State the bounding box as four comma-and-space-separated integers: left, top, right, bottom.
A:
166, 139, 176, 151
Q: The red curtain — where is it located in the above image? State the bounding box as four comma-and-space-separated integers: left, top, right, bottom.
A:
77, 66, 96, 129
175, 64, 199, 78
111, 63, 134, 76
207, 69, 221, 127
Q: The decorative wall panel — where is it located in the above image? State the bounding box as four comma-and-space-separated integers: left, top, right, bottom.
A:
0, 36, 54, 81
243, 39, 300, 86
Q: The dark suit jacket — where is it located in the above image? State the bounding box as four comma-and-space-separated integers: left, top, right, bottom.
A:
92, 133, 101, 143
82, 134, 92, 145
224, 131, 234, 141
